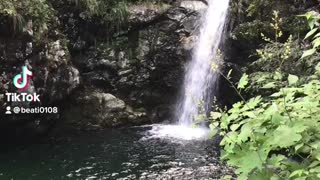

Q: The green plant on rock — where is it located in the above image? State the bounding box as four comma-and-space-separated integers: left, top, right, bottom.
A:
69, 0, 99, 15
0, 0, 54, 34
209, 10, 320, 180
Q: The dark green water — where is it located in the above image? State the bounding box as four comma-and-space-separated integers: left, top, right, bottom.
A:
0, 125, 232, 180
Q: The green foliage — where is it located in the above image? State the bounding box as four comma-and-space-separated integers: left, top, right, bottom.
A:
213, 71, 320, 179
70, 0, 129, 22
231, 20, 269, 42
238, 73, 249, 89
288, 74, 299, 85
0, 0, 163, 40
68, 0, 163, 26
249, 11, 309, 76
212, 10, 320, 180
230, 0, 310, 47
241, 0, 308, 19
0, 0, 54, 34
299, 11, 320, 59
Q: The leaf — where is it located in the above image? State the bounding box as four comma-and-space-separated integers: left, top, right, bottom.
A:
310, 166, 320, 173
227, 69, 233, 79
238, 73, 249, 89
270, 92, 282, 97
316, 62, 320, 74
267, 154, 285, 166
304, 28, 318, 39
250, 171, 273, 180
301, 48, 316, 59
271, 125, 302, 148
271, 112, 283, 125
210, 112, 222, 120
238, 124, 252, 142
309, 161, 320, 168
222, 175, 233, 180
295, 143, 304, 151
314, 32, 320, 38
315, 151, 320, 161
292, 121, 307, 133
290, 170, 306, 178
313, 37, 320, 48
273, 71, 283, 80
247, 96, 262, 109
208, 128, 218, 138
262, 82, 276, 89
243, 111, 256, 118
230, 123, 241, 131
288, 74, 299, 85
309, 19, 317, 29
221, 114, 232, 129
298, 11, 317, 21
227, 147, 264, 176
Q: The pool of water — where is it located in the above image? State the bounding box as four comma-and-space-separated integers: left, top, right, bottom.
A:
0, 125, 233, 180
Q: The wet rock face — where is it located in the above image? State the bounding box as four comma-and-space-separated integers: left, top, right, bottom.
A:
0, 22, 80, 136
66, 3, 203, 127
62, 91, 147, 130
180, 1, 207, 11
0, 1, 205, 134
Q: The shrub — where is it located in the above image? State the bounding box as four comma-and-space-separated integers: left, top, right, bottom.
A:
210, 10, 320, 180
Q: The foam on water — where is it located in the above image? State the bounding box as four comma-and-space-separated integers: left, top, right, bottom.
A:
146, 124, 210, 141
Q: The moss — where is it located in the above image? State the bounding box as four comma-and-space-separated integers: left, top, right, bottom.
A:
0, 0, 55, 34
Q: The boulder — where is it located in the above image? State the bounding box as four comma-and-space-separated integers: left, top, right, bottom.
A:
62, 90, 148, 129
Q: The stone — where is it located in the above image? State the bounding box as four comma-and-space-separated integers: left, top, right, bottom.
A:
180, 1, 207, 11
0, 0, 204, 135
62, 90, 148, 129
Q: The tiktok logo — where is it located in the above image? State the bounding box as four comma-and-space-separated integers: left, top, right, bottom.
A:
13, 66, 33, 90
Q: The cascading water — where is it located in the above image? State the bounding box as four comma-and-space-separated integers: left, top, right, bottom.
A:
177, 0, 230, 126
147, 0, 230, 140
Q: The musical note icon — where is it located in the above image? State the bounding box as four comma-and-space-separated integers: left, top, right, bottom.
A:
13, 66, 33, 90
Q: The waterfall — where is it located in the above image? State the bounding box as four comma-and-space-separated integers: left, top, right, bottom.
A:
147, 0, 230, 140
177, 0, 230, 126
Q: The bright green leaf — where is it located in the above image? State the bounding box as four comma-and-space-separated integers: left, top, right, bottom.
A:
313, 37, 320, 48
309, 161, 320, 168
272, 125, 302, 148
271, 112, 283, 125
301, 48, 316, 59
290, 170, 306, 178
238, 73, 249, 89
288, 74, 299, 85
208, 128, 218, 138
262, 82, 276, 89
295, 143, 304, 152
314, 32, 320, 38
210, 112, 222, 120
227, 148, 264, 176
304, 28, 318, 39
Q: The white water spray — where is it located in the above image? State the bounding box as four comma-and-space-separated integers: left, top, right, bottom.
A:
177, 0, 230, 126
